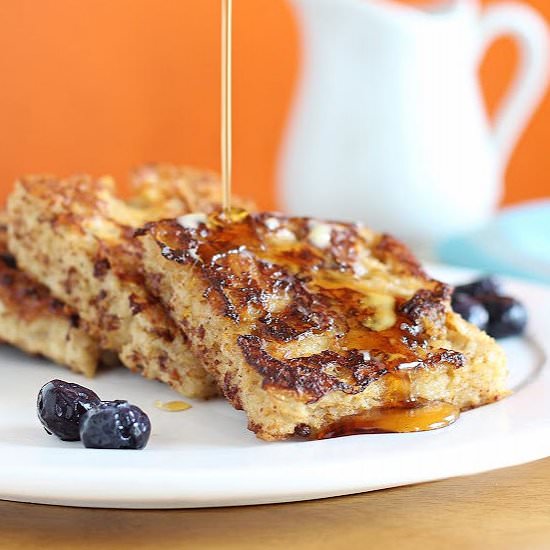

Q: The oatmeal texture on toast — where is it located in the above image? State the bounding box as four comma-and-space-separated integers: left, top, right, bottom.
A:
0, 217, 99, 376
129, 163, 239, 213
139, 212, 508, 440
6, 166, 239, 398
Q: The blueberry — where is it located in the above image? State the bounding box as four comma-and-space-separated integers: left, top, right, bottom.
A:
37, 380, 101, 441
481, 295, 528, 339
451, 292, 489, 330
80, 401, 151, 450
454, 276, 501, 298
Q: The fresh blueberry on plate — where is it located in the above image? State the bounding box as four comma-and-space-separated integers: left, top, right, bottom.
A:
481, 295, 528, 339
37, 379, 101, 441
454, 276, 502, 298
451, 292, 489, 331
80, 400, 151, 450
452, 276, 528, 339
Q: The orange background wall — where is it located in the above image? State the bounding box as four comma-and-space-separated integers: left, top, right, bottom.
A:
0, 0, 548, 211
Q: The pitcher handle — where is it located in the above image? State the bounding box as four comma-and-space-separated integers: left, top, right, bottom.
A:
479, 2, 550, 170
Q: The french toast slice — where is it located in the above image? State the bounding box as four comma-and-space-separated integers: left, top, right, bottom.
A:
139, 212, 508, 440
6, 168, 233, 398
129, 163, 229, 214
0, 217, 99, 376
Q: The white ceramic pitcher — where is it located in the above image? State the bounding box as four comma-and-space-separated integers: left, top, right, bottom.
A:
278, 0, 550, 250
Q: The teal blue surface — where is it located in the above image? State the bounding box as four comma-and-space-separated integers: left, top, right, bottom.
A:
437, 200, 550, 285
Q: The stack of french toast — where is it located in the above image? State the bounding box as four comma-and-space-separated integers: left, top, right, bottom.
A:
2, 165, 508, 440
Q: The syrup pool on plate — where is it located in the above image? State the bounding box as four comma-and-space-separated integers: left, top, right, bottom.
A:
317, 401, 460, 439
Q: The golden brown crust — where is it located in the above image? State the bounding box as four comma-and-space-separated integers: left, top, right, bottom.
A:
140, 212, 508, 439
237, 335, 388, 402
0, 219, 100, 376
143, 215, 465, 401
6, 167, 252, 398
372, 234, 428, 278
0, 223, 70, 323
129, 163, 254, 216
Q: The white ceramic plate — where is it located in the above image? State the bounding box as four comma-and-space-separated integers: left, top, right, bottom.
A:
0, 265, 549, 509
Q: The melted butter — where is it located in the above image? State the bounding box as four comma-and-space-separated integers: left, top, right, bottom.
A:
313, 269, 414, 298
271, 227, 297, 244
177, 213, 208, 229
308, 222, 332, 249
264, 217, 280, 231
397, 361, 423, 371
312, 271, 391, 297
360, 293, 397, 332
317, 401, 460, 439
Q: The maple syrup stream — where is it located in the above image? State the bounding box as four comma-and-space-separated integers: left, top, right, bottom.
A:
221, 0, 233, 214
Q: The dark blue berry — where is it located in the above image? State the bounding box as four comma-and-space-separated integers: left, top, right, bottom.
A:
80, 401, 151, 450
451, 292, 489, 331
454, 277, 501, 298
37, 380, 101, 441
481, 295, 528, 339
